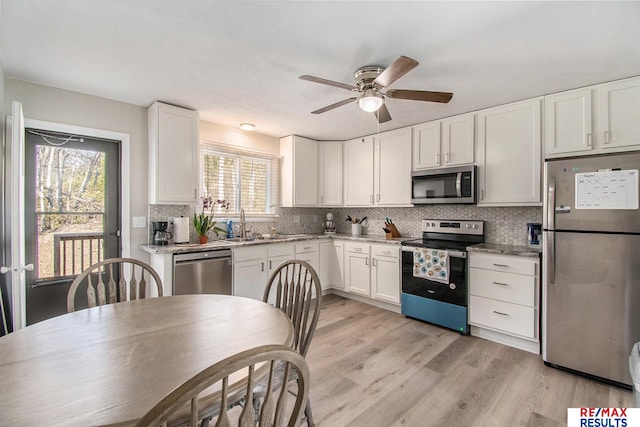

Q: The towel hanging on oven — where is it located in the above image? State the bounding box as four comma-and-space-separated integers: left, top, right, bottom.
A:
413, 247, 449, 284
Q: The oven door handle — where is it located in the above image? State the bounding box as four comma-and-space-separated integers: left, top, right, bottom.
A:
401, 247, 467, 258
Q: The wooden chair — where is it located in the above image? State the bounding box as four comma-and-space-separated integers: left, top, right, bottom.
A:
261, 260, 322, 427
67, 257, 163, 313
135, 344, 310, 427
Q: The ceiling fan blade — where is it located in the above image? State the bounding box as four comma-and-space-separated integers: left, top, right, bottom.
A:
373, 56, 419, 88
374, 103, 392, 123
311, 97, 357, 114
300, 75, 357, 91
386, 89, 453, 103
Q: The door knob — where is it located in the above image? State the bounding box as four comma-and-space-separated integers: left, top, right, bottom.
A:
23, 264, 34, 272
0, 266, 10, 274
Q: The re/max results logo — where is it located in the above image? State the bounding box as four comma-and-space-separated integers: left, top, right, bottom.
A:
568, 408, 640, 427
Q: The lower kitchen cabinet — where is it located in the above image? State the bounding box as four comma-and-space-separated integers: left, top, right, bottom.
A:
370, 244, 400, 304
331, 240, 344, 290
318, 240, 332, 291
468, 252, 540, 353
343, 241, 400, 305
233, 246, 268, 301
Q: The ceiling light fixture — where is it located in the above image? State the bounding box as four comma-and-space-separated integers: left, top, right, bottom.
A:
239, 123, 255, 131
357, 89, 384, 113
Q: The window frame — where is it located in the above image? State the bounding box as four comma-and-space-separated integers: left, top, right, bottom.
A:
199, 143, 279, 218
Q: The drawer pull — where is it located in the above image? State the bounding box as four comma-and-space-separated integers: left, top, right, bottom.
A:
303, 246, 311, 250
492, 281, 509, 286
493, 310, 509, 316
355, 248, 362, 252
493, 263, 510, 268
427, 289, 435, 294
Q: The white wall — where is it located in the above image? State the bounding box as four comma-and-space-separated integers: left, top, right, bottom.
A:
200, 120, 279, 155
5, 78, 149, 261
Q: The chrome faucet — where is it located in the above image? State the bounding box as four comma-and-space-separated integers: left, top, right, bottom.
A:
239, 208, 246, 238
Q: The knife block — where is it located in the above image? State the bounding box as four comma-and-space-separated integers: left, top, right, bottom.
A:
386, 223, 401, 239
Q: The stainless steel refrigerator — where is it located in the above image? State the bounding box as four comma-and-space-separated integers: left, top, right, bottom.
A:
543, 151, 640, 387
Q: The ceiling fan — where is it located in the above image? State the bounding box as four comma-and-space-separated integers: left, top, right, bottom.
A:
299, 55, 453, 123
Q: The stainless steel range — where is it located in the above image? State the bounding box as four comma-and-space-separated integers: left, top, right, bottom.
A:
401, 219, 484, 333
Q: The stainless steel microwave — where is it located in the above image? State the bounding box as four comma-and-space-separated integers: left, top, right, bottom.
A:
411, 165, 476, 204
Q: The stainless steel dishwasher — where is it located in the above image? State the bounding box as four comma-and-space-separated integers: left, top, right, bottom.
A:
173, 249, 232, 295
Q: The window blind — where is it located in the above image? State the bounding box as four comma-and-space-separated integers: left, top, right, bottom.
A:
201, 146, 279, 216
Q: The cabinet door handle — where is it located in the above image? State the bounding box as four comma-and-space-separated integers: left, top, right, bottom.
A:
445, 152, 450, 163
261, 262, 264, 272
365, 257, 369, 266
193, 189, 197, 198
372, 258, 377, 267
269, 260, 272, 269
481, 189, 484, 200
493, 263, 509, 268
370, 194, 374, 203
493, 310, 509, 316
492, 281, 509, 286
604, 130, 611, 144
376, 194, 380, 202
436, 153, 440, 164
586, 133, 592, 147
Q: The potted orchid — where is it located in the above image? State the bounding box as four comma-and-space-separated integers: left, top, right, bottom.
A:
193, 197, 230, 244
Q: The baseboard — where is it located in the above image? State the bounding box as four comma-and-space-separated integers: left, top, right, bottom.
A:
327, 289, 401, 313
470, 325, 540, 354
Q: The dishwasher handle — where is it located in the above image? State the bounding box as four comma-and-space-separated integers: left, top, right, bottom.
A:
174, 250, 232, 263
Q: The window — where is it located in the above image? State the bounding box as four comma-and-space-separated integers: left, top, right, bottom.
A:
201, 145, 279, 216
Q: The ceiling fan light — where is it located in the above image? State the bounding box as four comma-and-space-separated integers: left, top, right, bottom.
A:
358, 90, 383, 112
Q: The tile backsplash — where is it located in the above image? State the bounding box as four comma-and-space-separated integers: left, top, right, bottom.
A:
149, 204, 542, 246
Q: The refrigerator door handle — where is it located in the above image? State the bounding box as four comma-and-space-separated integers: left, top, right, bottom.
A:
547, 178, 555, 231
547, 231, 555, 285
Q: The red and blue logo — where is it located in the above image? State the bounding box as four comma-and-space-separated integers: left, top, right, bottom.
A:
568, 408, 639, 427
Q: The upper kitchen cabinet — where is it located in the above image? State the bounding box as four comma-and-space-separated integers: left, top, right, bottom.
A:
477, 98, 542, 206
376, 128, 412, 205
318, 141, 343, 206
413, 113, 475, 170
545, 76, 640, 158
148, 102, 199, 204
280, 135, 318, 207
344, 136, 375, 206
344, 128, 412, 207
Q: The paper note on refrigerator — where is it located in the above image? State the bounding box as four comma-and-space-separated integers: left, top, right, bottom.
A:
575, 169, 639, 209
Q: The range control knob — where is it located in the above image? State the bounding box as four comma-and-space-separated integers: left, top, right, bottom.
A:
473, 224, 478, 229
465, 224, 471, 229
431, 222, 436, 227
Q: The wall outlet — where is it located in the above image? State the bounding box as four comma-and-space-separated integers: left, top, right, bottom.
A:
293, 215, 301, 224
133, 216, 146, 228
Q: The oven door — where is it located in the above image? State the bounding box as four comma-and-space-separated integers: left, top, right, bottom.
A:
401, 247, 467, 307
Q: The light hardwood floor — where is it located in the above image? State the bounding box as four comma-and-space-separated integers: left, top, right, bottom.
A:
305, 294, 633, 427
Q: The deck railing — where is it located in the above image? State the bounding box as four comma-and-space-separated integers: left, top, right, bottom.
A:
53, 232, 104, 276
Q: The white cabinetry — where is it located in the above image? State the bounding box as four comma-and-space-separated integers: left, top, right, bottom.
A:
343, 241, 400, 305
266, 243, 294, 278
232, 246, 267, 301
295, 241, 320, 278
344, 136, 374, 206
413, 113, 475, 170
148, 102, 199, 204
477, 98, 542, 206
331, 240, 344, 290
318, 142, 343, 206
344, 128, 412, 206
545, 76, 640, 158
318, 240, 332, 291
344, 242, 371, 296
280, 135, 318, 207
370, 244, 400, 304
469, 252, 540, 353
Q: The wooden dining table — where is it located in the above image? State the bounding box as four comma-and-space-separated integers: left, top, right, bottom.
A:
0, 294, 294, 426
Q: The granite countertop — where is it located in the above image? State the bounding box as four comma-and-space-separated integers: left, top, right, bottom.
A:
141, 233, 406, 254
466, 242, 541, 257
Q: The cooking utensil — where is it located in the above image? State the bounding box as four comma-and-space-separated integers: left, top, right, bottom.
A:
359, 216, 368, 224
346, 215, 353, 222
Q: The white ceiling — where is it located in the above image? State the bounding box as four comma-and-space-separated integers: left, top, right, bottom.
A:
2, 1, 640, 141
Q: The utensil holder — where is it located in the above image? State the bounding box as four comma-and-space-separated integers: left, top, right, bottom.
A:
351, 223, 362, 235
